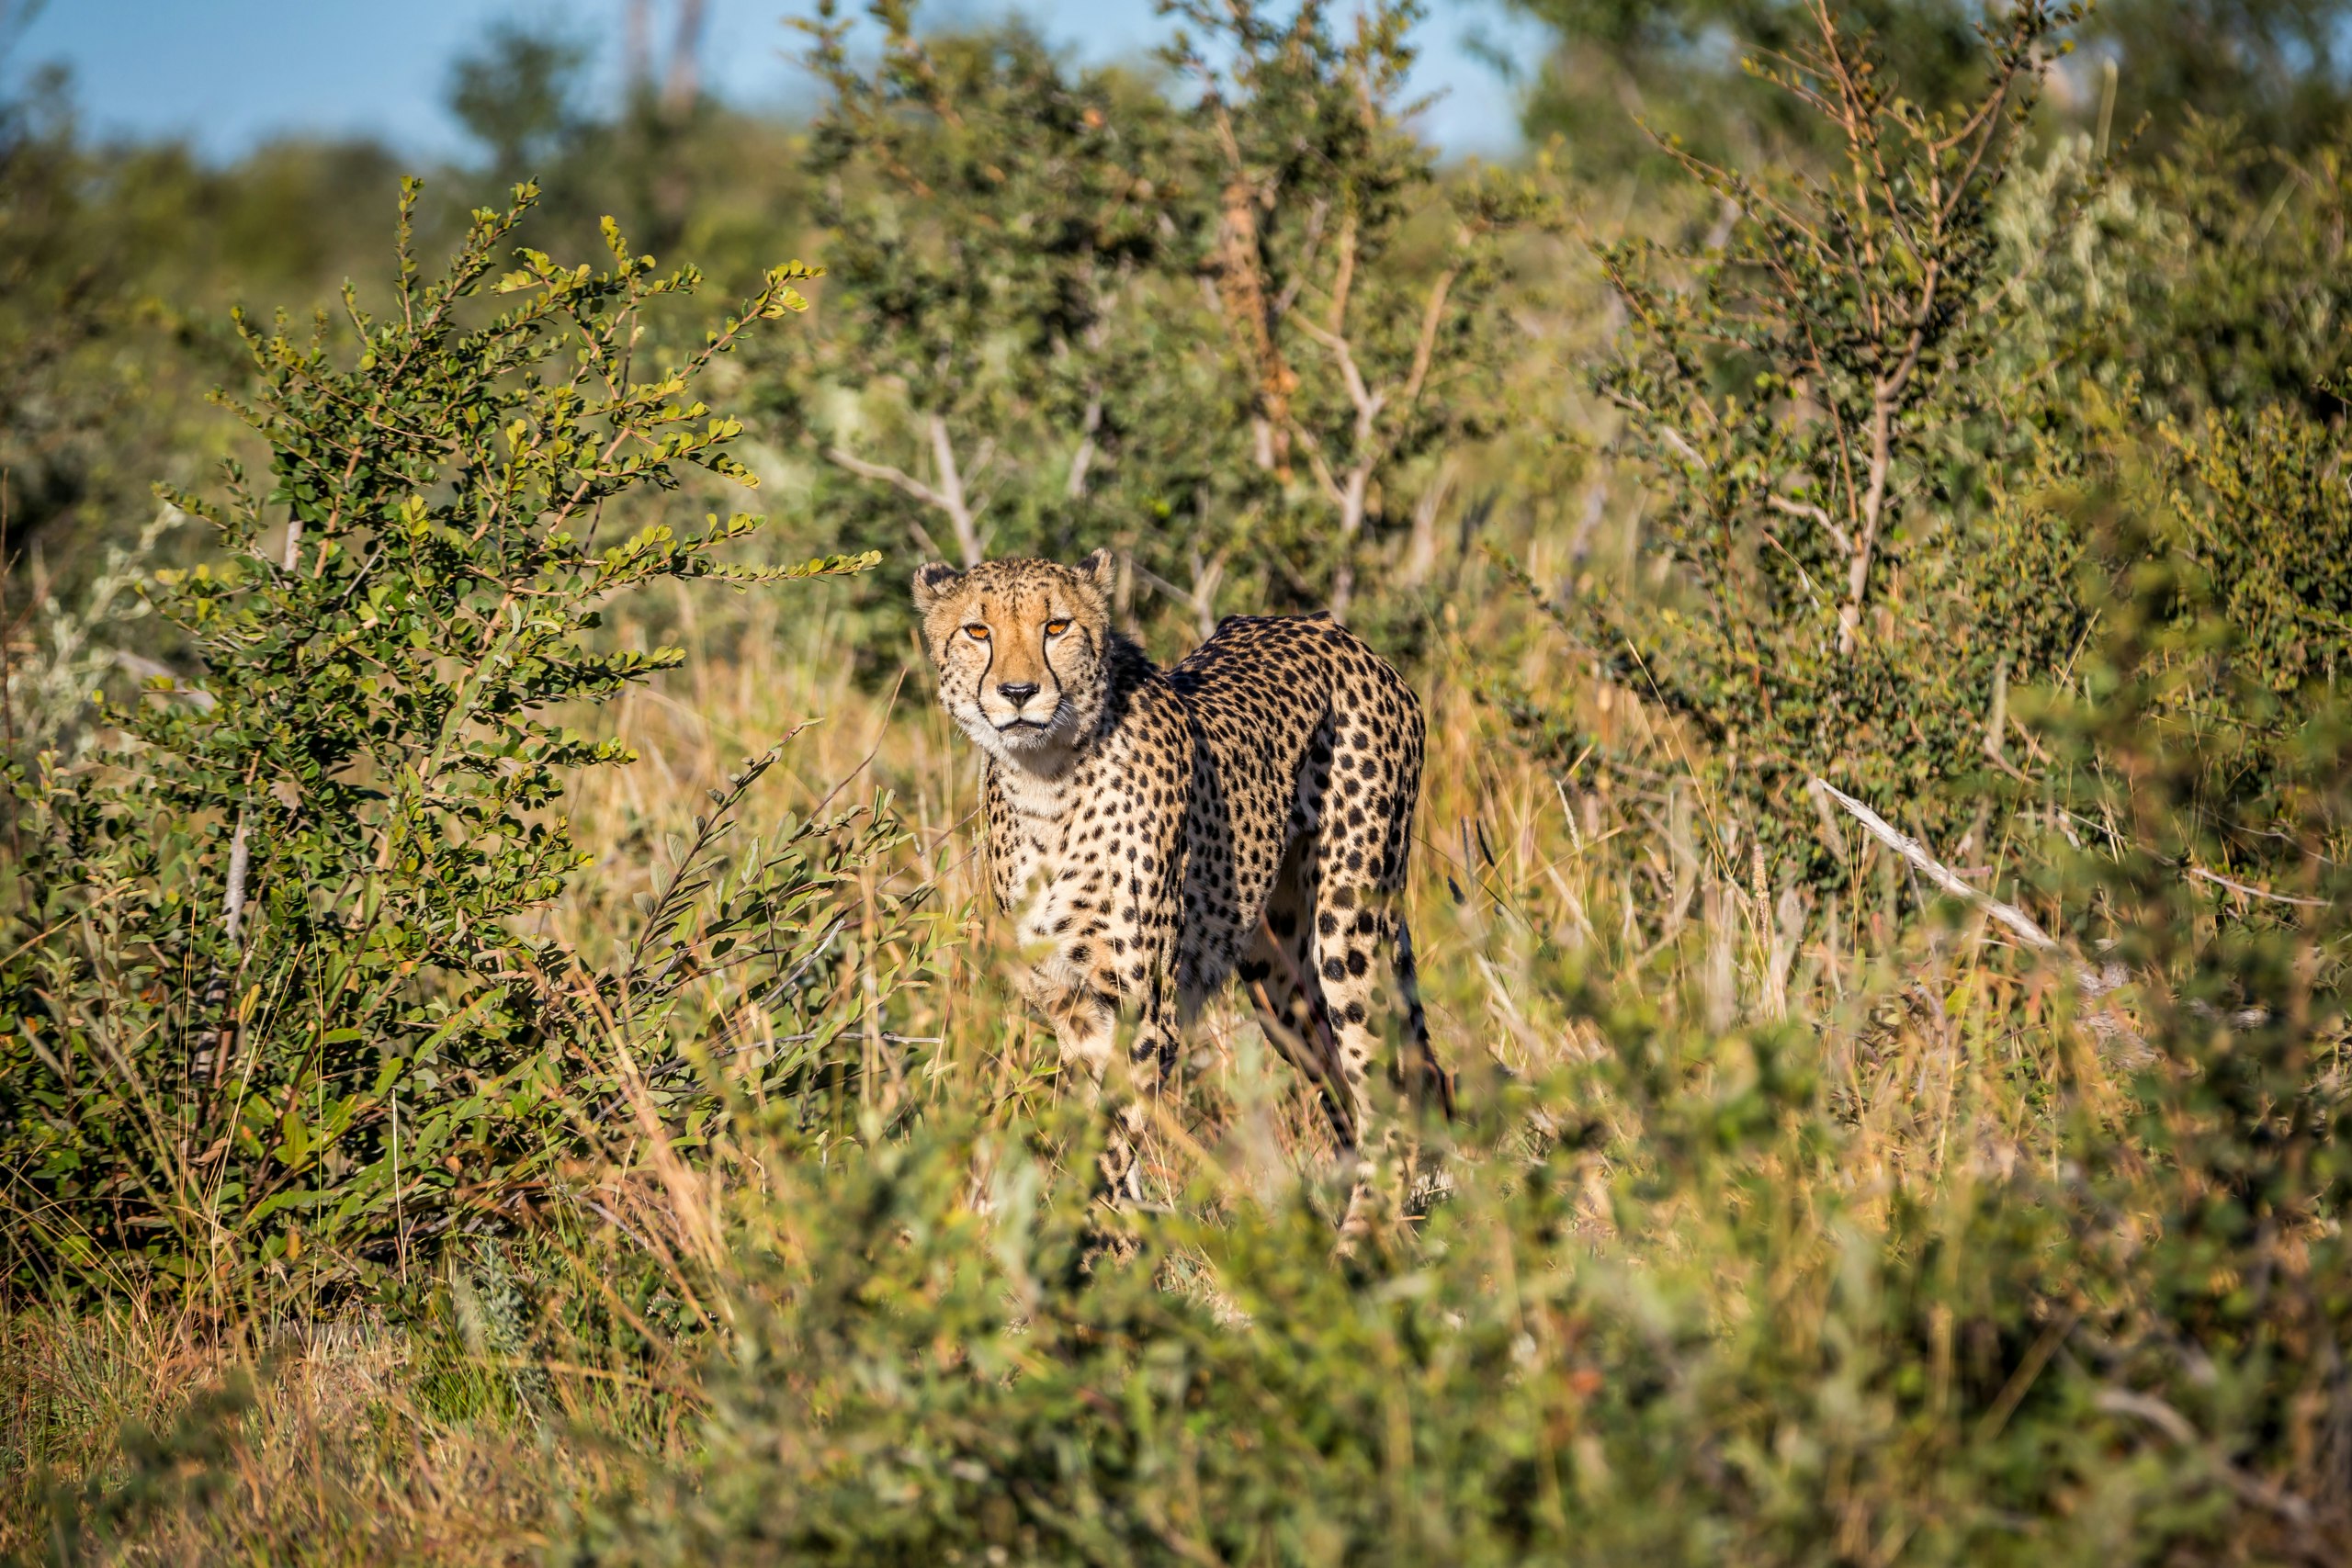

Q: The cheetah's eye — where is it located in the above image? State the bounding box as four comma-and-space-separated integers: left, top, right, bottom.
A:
963, 624, 991, 642
1045, 618, 1070, 637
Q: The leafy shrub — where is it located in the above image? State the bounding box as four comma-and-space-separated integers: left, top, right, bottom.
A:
1543, 4, 2352, 897
2118, 124, 2352, 423
2025, 527, 2352, 1545
0, 183, 897, 1296
783, 0, 1550, 631
790, 4, 1199, 579
1578, 1, 2094, 882
2159, 400, 2352, 699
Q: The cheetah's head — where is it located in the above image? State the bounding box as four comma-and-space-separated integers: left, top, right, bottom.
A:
913, 549, 1116, 770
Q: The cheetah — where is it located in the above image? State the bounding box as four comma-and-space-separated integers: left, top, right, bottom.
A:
914, 548, 1451, 1234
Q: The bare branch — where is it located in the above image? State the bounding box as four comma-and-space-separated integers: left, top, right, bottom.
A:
927, 413, 981, 567
1842, 255, 1941, 651
1066, 387, 1104, 501
1290, 310, 1383, 429
1290, 426, 1352, 513
223, 816, 252, 947
1808, 778, 2162, 1051
1131, 547, 1228, 641
1398, 263, 1461, 414
1810, 778, 2054, 950
1340, 464, 1373, 541
2187, 865, 2333, 909
902, 515, 947, 563
1209, 137, 1295, 477
822, 419, 982, 567
1767, 492, 1853, 555
1271, 196, 1331, 322
1401, 453, 1459, 587
1325, 211, 1358, 335
2094, 1389, 2317, 1531
824, 446, 949, 511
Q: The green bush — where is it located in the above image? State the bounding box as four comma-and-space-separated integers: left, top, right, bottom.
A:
1577, 1, 2092, 883
781, 0, 1550, 631
0, 183, 898, 1296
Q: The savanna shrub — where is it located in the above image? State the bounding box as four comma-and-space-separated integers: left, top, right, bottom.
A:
0, 182, 899, 1295
1580, 2, 2095, 881
781, 0, 1549, 634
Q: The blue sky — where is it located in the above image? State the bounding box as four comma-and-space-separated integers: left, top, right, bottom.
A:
11, 0, 1545, 163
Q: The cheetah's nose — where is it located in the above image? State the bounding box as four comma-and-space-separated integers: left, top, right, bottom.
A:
997, 682, 1040, 707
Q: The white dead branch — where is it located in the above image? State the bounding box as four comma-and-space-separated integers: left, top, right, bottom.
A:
1806, 778, 2141, 1047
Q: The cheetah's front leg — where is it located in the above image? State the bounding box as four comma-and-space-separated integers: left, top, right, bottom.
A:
1018, 873, 1177, 1207
1023, 973, 1149, 1202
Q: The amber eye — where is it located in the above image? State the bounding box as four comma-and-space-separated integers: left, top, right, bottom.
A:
963, 623, 990, 641
1045, 618, 1071, 637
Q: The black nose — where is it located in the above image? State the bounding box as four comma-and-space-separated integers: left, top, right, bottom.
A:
997, 682, 1040, 706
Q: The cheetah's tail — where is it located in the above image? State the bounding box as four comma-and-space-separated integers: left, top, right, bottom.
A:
1392, 912, 1454, 1120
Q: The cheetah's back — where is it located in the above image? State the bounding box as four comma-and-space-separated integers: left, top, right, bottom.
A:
1163, 613, 1425, 999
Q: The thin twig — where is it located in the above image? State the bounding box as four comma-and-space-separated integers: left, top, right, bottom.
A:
1810, 779, 2057, 952
825, 436, 980, 568
2187, 865, 2332, 910
1767, 492, 1853, 555
2094, 1387, 2318, 1532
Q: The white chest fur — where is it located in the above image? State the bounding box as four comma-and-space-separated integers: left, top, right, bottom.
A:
989, 754, 1089, 951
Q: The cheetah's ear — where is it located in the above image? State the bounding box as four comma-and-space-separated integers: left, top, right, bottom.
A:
1076, 547, 1116, 597
911, 561, 963, 612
